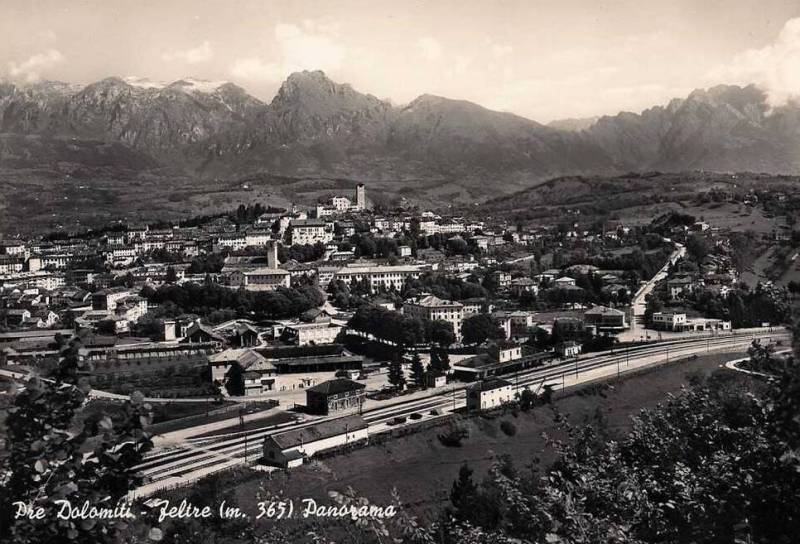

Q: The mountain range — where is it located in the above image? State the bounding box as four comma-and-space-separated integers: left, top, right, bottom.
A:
1, 70, 799, 187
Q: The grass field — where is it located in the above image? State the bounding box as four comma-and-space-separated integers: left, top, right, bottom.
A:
223, 351, 756, 523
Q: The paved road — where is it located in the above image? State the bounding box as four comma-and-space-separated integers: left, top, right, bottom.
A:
619, 243, 685, 343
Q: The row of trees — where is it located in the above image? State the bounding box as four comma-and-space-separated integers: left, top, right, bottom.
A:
141, 281, 324, 321
388, 349, 452, 390
402, 273, 488, 301
689, 286, 792, 328
347, 306, 512, 348
278, 242, 326, 263
347, 305, 456, 347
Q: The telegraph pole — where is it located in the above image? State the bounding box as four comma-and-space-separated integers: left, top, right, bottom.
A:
239, 407, 247, 463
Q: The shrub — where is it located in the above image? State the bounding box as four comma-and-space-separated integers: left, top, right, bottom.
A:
438, 426, 469, 447
500, 420, 517, 437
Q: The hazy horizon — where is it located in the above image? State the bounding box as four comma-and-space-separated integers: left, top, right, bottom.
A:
2, 0, 799, 122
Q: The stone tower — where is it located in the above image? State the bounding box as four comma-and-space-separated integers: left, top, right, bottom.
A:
267, 240, 279, 269
356, 183, 366, 210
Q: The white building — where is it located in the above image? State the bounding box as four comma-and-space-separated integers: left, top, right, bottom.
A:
263, 415, 369, 468
466, 378, 514, 411
214, 235, 248, 252
245, 232, 272, 247
651, 312, 687, 331
333, 264, 424, 292
228, 267, 291, 291
554, 276, 577, 288
106, 245, 136, 266
314, 184, 367, 217
290, 219, 334, 246
0, 256, 25, 274
489, 342, 522, 362
283, 320, 343, 346
557, 341, 582, 357
403, 294, 464, 341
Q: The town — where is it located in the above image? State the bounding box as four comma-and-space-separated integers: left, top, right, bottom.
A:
0, 179, 793, 497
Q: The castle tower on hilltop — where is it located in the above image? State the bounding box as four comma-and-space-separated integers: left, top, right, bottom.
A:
356, 183, 366, 210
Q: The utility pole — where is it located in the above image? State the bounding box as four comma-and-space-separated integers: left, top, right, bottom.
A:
239, 407, 247, 463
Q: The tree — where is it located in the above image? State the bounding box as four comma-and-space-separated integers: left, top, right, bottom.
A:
438, 343, 800, 543
461, 314, 506, 345
429, 347, 451, 376
0, 338, 153, 543
686, 233, 711, 262
517, 388, 536, 411
224, 363, 245, 396
428, 319, 456, 346
438, 349, 451, 373
450, 463, 480, 522
165, 265, 177, 284
410, 353, 426, 388
481, 273, 499, 294
387, 354, 406, 391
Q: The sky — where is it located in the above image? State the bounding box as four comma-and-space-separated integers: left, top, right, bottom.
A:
1, 0, 799, 122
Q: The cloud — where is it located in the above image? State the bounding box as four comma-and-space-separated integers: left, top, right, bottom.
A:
8, 49, 64, 83
162, 40, 213, 64
446, 55, 472, 78
35, 29, 57, 44
230, 57, 283, 82
416, 37, 443, 61
709, 17, 800, 106
483, 38, 513, 59
230, 21, 346, 82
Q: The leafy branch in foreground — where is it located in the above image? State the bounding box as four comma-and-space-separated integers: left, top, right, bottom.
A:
438, 343, 800, 543
0, 336, 153, 544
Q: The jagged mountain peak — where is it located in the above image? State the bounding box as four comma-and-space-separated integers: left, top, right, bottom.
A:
167, 78, 232, 94
0, 73, 798, 185
271, 70, 386, 111
123, 76, 165, 89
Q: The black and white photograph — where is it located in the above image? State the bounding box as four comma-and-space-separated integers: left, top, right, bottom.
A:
1, 1, 800, 542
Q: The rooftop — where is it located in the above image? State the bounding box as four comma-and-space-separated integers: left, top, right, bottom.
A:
468, 377, 513, 392
270, 414, 369, 450
306, 378, 366, 395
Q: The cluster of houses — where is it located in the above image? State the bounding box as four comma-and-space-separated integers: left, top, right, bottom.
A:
3, 181, 759, 409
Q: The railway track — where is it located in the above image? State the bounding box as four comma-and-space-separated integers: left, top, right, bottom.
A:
131, 330, 787, 495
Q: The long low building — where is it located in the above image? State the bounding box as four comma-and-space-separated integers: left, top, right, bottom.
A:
263, 415, 369, 468
282, 319, 343, 346
227, 267, 291, 291
333, 264, 425, 292
452, 349, 554, 381
256, 344, 364, 374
